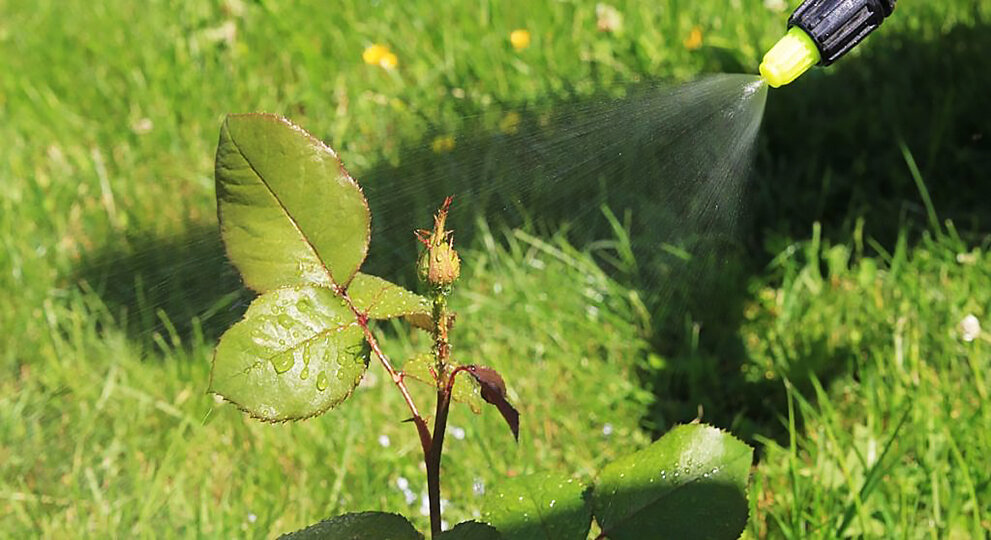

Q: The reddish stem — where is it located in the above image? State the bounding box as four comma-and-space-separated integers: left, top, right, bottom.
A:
339, 290, 432, 455
426, 386, 453, 537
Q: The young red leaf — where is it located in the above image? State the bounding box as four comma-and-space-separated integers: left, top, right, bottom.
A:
464, 365, 519, 441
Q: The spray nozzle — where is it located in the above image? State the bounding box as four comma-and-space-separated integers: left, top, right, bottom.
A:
760, 0, 896, 88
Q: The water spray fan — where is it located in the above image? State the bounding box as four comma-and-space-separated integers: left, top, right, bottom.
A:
760, 0, 896, 88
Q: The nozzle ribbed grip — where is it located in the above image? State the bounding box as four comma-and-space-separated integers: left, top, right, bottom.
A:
789, 0, 896, 66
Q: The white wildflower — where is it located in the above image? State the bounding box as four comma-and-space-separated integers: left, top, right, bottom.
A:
960, 314, 981, 342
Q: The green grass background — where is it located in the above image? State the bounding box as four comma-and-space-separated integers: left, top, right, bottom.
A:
1, 0, 989, 537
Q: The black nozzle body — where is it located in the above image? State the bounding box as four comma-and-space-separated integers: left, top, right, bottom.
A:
789, 0, 896, 66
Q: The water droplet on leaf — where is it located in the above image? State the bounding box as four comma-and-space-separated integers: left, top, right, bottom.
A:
300, 366, 310, 380
316, 371, 328, 391
272, 356, 294, 374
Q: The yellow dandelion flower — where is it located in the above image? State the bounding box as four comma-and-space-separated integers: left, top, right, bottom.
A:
379, 52, 398, 70
499, 112, 521, 135
431, 135, 456, 153
363, 44, 389, 65
683, 26, 703, 50
509, 29, 531, 51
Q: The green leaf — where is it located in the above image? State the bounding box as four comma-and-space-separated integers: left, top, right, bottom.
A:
348, 273, 431, 320
403, 354, 485, 414
437, 521, 501, 540
210, 285, 368, 422
279, 511, 423, 539
591, 423, 753, 540
483, 472, 591, 540
215, 113, 370, 292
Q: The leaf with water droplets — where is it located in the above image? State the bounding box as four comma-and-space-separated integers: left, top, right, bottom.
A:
482, 472, 590, 540
210, 285, 368, 422
279, 511, 422, 539
591, 423, 753, 539
348, 273, 431, 321
402, 355, 485, 414
436, 521, 500, 539
216, 113, 370, 292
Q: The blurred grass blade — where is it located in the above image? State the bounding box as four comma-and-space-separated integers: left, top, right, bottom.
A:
835, 406, 911, 537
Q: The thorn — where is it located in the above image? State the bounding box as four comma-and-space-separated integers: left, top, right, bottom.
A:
415, 228, 431, 245
691, 404, 704, 424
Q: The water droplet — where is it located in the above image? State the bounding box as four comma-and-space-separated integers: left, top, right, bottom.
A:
549, 499, 556, 508
336, 368, 347, 381
296, 298, 312, 313
518, 496, 524, 502
300, 366, 310, 380
316, 371, 329, 391
272, 356, 294, 374
278, 339, 286, 346
619, 473, 625, 478
277, 313, 293, 328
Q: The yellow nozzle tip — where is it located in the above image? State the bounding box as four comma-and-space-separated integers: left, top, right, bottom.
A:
759, 27, 821, 88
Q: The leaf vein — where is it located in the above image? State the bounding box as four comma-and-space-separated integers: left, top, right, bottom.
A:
226, 128, 338, 288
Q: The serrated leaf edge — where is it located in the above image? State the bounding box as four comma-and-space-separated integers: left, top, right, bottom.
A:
218, 113, 371, 291
349, 273, 431, 320
207, 284, 370, 424
591, 423, 753, 535
277, 511, 424, 539
484, 473, 591, 540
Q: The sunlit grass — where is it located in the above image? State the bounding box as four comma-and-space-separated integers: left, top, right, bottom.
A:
1, 0, 989, 537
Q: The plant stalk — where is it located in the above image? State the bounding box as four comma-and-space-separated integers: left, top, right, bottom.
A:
427, 386, 453, 537
426, 290, 453, 537
340, 290, 432, 454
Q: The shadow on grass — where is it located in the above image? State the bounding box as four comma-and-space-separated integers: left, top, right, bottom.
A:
73, 225, 249, 351
72, 20, 990, 443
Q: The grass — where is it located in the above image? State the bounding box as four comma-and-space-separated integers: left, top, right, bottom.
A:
1, 0, 989, 537
744, 223, 991, 538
